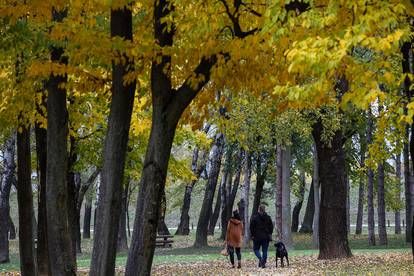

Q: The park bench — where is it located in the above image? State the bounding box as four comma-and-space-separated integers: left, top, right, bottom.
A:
155, 235, 174, 248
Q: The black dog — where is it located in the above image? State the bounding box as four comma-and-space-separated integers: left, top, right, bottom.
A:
274, 241, 289, 267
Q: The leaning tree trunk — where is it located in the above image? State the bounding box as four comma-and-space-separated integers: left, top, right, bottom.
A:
299, 180, 314, 233
83, 197, 93, 239
0, 135, 16, 264
292, 170, 305, 232
208, 171, 225, 236
194, 133, 225, 246
312, 120, 352, 259
281, 146, 293, 248
17, 126, 37, 275
46, 8, 76, 275
242, 152, 252, 246
90, 6, 137, 276
312, 143, 320, 248
377, 162, 388, 245
35, 120, 49, 275
355, 132, 366, 235
117, 181, 129, 253
367, 109, 376, 246
395, 153, 402, 234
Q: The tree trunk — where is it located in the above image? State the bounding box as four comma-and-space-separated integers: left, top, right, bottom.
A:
221, 146, 234, 239
312, 143, 320, 248
90, 6, 137, 276
46, 8, 76, 275
208, 173, 223, 236
275, 147, 282, 239
242, 152, 252, 246
17, 126, 37, 275
0, 135, 16, 264
194, 133, 225, 246
395, 153, 402, 234
367, 109, 376, 246
157, 191, 170, 236
355, 132, 366, 235
312, 120, 352, 259
8, 215, 16, 240
292, 170, 305, 232
299, 180, 314, 233
402, 40, 413, 243
117, 181, 129, 253
228, 149, 243, 214
83, 197, 92, 239
35, 121, 49, 275
281, 146, 293, 248
346, 173, 350, 234
377, 162, 388, 245
251, 152, 267, 219
67, 148, 81, 256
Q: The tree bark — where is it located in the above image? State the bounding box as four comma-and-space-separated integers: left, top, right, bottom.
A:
0, 135, 16, 264
208, 179, 222, 235
83, 197, 92, 239
46, 8, 76, 276
35, 120, 49, 275
312, 143, 320, 248
355, 132, 366, 235
281, 146, 293, 248
117, 181, 129, 253
377, 162, 388, 245
193, 133, 225, 246
67, 149, 81, 255
346, 173, 350, 234
228, 149, 243, 214
8, 215, 16, 240
299, 180, 314, 233
292, 170, 305, 232
90, 6, 137, 276
395, 153, 402, 234
312, 120, 352, 259
367, 109, 376, 246
157, 191, 170, 236
221, 146, 234, 239
242, 152, 252, 246
17, 126, 37, 275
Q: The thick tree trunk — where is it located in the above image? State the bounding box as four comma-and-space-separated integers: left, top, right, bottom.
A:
292, 170, 305, 232
312, 143, 320, 248
194, 133, 225, 246
355, 133, 366, 235
312, 120, 352, 259
46, 8, 76, 275
377, 162, 388, 245
281, 146, 293, 248
208, 166, 224, 236
242, 152, 252, 246
67, 156, 81, 256
90, 6, 137, 276
117, 181, 129, 253
395, 153, 402, 234
275, 147, 282, 239
83, 197, 92, 239
299, 180, 314, 233
17, 126, 37, 275
35, 121, 49, 275
0, 135, 16, 264
367, 109, 376, 246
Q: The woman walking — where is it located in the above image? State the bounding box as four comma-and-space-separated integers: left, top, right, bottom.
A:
225, 210, 243, 268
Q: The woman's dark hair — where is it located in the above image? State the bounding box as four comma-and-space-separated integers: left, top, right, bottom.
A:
233, 210, 241, 220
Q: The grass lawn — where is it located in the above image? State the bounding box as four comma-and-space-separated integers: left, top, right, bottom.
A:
1, 231, 413, 275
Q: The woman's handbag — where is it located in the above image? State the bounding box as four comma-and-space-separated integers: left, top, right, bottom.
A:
220, 242, 229, 256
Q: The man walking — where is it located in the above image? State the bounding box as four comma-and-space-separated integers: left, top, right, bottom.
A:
250, 204, 273, 268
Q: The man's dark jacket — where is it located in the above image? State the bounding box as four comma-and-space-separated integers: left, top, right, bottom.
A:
250, 212, 273, 241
